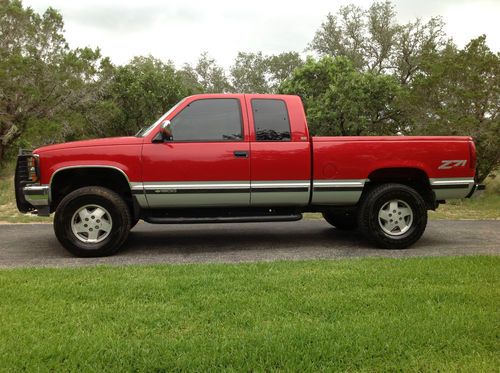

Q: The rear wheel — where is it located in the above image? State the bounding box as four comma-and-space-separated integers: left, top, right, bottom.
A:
358, 183, 427, 249
322, 211, 358, 230
54, 186, 131, 257
130, 218, 140, 229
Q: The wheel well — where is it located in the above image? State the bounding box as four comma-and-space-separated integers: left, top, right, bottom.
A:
365, 168, 436, 209
50, 168, 134, 213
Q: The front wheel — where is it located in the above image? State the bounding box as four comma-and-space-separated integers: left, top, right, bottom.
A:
54, 186, 131, 257
358, 183, 427, 249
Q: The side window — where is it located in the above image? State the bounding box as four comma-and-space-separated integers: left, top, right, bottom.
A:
252, 99, 291, 141
170, 99, 243, 141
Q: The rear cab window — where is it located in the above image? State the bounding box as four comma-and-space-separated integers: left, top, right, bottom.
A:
170, 98, 243, 141
251, 99, 291, 141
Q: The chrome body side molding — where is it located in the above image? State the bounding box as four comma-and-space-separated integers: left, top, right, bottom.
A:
140, 181, 251, 208
130, 182, 148, 208
20, 174, 479, 216
429, 178, 475, 200
312, 179, 366, 205
251, 181, 310, 206
135, 179, 367, 208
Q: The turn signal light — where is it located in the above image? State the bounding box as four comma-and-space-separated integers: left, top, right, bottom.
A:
28, 157, 38, 182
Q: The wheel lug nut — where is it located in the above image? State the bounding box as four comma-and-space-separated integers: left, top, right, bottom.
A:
84, 224, 88, 228
85, 218, 89, 221
96, 219, 100, 223
91, 216, 95, 219
389, 214, 392, 217
95, 226, 99, 229
89, 228, 93, 231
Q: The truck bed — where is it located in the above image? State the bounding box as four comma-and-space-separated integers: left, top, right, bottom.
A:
311, 136, 476, 205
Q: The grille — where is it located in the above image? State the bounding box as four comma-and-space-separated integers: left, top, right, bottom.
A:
14, 149, 35, 213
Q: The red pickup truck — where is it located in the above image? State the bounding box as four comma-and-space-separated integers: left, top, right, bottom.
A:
15, 94, 483, 256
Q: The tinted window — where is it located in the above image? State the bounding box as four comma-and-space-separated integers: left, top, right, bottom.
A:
170, 99, 242, 141
252, 99, 291, 141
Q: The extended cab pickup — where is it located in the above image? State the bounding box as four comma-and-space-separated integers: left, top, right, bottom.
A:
15, 94, 484, 256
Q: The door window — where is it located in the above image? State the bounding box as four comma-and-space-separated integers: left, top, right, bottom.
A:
252, 99, 291, 141
170, 99, 243, 141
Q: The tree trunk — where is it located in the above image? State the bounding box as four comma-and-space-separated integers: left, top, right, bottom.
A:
0, 143, 6, 164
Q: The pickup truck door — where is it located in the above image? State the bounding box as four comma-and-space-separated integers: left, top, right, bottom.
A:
246, 96, 311, 206
141, 97, 251, 208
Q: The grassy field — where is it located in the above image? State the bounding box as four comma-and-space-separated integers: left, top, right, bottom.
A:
0, 256, 498, 371
429, 193, 500, 219
0, 163, 499, 222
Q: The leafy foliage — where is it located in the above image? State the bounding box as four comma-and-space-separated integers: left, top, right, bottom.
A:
179, 52, 231, 94
308, 1, 446, 83
230, 51, 303, 93
0, 0, 107, 158
231, 52, 270, 93
96, 56, 188, 137
405, 37, 500, 181
280, 57, 401, 136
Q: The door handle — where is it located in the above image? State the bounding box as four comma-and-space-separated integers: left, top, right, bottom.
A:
233, 150, 248, 158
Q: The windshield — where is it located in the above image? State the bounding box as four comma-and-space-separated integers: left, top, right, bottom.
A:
135, 98, 185, 137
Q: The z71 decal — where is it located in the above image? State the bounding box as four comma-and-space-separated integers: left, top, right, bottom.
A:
438, 160, 467, 169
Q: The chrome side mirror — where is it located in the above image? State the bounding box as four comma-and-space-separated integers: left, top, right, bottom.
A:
160, 120, 173, 141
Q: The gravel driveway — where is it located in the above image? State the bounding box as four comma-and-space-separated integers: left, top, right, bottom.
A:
0, 220, 498, 268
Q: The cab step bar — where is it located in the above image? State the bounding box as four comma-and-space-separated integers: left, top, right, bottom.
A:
144, 214, 303, 224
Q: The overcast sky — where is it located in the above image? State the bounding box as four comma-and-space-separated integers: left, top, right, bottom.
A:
24, 0, 500, 68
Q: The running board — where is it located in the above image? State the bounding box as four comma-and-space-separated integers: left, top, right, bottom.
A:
144, 214, 303, 224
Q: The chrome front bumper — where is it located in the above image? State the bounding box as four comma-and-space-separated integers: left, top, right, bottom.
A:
23, 185, 50, 216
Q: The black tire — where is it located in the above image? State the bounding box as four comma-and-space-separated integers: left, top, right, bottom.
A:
358, 183, 427, 249
322, 211, 358, 230
54, 186, 131, 257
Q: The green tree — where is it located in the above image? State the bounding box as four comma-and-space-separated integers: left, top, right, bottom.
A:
405, 36, 500, 182
394, 17, 446, 85
308, 4, 368, 70
98, 56, 188, 137
309, 1, 446, 83
230, 51, 303, 93
0, 0, 105, 161
230, 52, 269, 93
179, 52, 231, 93
280, 56, 401, 136
177, 64, 204, 95
266, 52, 304, 92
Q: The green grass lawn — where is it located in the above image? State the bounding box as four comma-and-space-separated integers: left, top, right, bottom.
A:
429, 194, 500, 219
0, 256, 498, 371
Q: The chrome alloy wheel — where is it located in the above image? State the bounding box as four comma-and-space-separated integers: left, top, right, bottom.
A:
378, 199, 413, 236
71, 204, 113, 243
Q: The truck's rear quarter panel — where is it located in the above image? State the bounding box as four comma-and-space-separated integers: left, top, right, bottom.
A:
312, 136, 475, 205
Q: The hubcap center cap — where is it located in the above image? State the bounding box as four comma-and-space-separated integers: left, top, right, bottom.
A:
378, 199, 413, 236
71, 204, 113, 243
